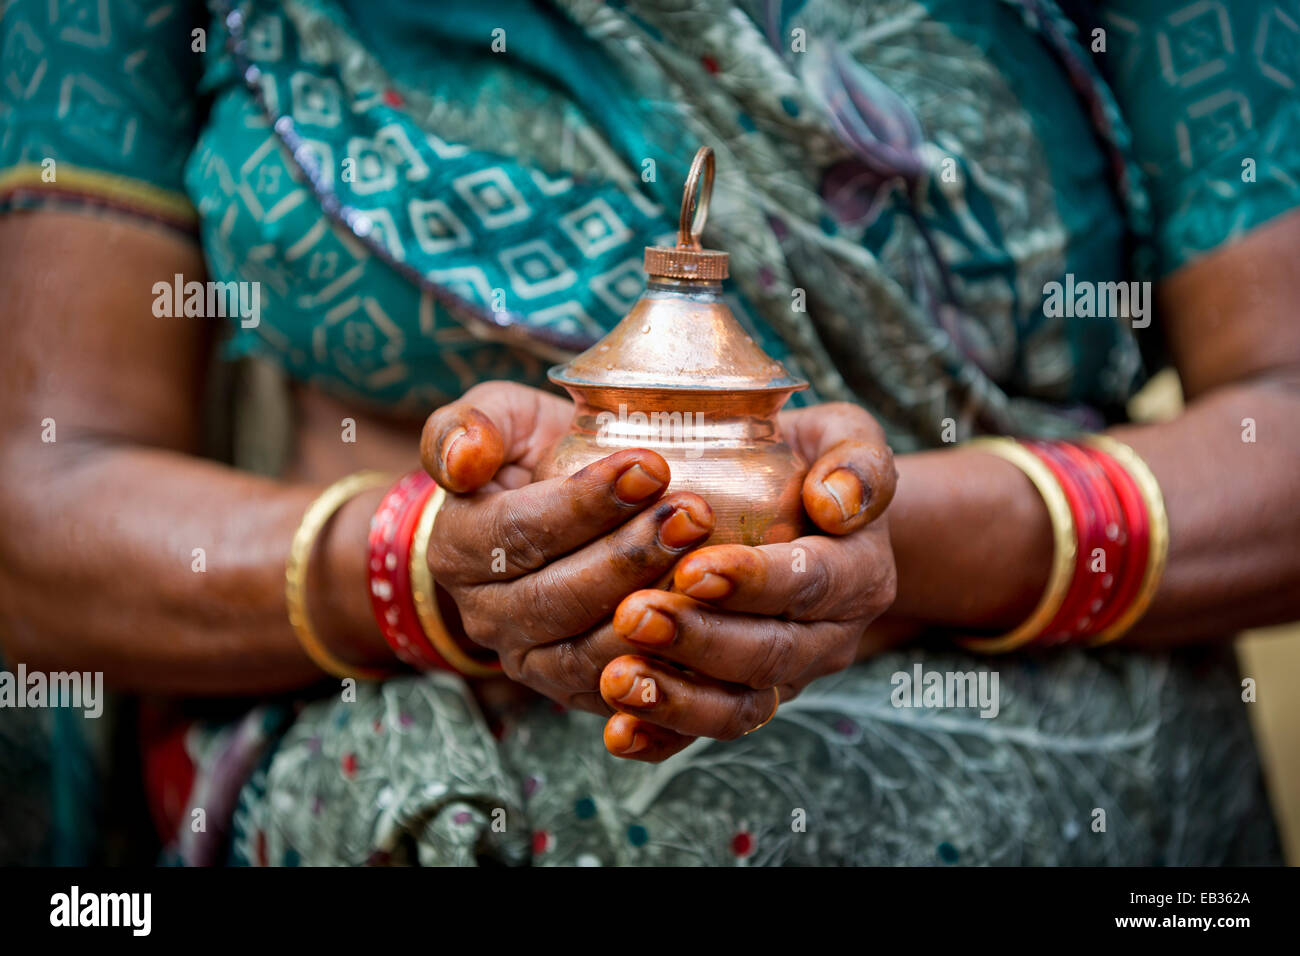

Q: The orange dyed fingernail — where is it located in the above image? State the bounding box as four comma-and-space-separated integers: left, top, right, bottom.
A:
683, 571, 732, 600
660, 507, 710, 549
614, 464, 664, 504
601, 663, 636, 700
439, 426, 469, 475
626, 607, 675, 646
616, 676, 659, 708
604, 715, 650, 755
621, 731, 650, 755
822, 468, 864, 522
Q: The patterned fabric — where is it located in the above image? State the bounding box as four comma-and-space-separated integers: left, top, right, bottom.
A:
0, 0, 1294, 865
0, 0, 201, 230
228, 675, 530, 866
227, 648, 1275, 867
167, 705, 291, 866
192, 0, 831, 416
1092, 0, 1300, 272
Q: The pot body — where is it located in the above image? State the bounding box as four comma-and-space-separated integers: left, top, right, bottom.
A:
535, 276, 809, 546
535, 384, 807, 546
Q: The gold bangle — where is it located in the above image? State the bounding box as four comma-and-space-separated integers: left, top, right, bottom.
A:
408, 485, 502, 678
286, 471, 394, 682
956, 438, 1078, 654
745, 687, 780, 735
1084, 435, 1169, 646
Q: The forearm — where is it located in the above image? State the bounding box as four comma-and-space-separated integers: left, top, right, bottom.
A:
0, 438, 387, 693
0, 213, 396, 693
1114, 374, 1300, 643
886, 374, 1300, 645
886, 446, 1050, 632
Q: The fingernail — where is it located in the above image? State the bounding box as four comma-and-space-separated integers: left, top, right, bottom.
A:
626, 607, 675, 646
822, 468, 864, 522
616, 676, 659, 708
660, 507, 711, 549
603, 715, 650, 755
614, 464, 664, 504
683, 571, 732, 600
439, 426, 469, 475
601, 663, 636, 700
621, 731, 651, 755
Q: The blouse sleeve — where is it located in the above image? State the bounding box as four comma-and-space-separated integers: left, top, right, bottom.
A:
0, 0, 205, 233
1094, 0, 1300, 274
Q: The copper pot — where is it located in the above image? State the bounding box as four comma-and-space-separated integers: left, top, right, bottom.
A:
534, 148, 808, 545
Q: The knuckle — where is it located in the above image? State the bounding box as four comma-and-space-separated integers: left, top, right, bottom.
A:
602, 527, 668, 586
720, 694, 766, 741
598, 534, 640, 580
495, 500, 548, 572
866, 561, 898, 619
425, 535, 461, 584
681, 606, 718, 659
549, 639, 598, 692
428, 504, 482, 584
522, 569, 595, 640
746, 620, 799, 689
498, 645, 528, 683
460, 610, 504, 656
520, 577, 565, 639
788, 553, 833, 619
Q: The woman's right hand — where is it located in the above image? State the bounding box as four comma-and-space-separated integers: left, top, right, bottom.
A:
420, 381, 715, 726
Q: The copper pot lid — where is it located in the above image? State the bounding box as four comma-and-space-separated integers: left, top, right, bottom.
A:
549, 147, 808, 395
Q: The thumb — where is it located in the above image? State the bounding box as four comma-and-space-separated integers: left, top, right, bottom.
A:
782, 404, 897, 535
801, 437, 896, 535
420, 381, 571, 493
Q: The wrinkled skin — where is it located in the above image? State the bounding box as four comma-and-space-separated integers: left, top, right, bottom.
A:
420, 382, 898, 761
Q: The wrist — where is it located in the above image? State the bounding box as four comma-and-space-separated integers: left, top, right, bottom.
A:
312, 484, 392, 667
887, 450, 1052, 630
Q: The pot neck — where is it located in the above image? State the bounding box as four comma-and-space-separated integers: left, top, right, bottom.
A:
645, 277, 723, 296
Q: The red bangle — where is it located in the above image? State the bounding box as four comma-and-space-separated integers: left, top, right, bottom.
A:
393, 478, 452, 670
1025, 442, 1105, 645
1050, 442, 1127, 642
1079, 443, 1150, 639
367, 471, 450, 670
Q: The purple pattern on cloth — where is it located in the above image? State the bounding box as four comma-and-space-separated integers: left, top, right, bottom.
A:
174, 707, 284, 867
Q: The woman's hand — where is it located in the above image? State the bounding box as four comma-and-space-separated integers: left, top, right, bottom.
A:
599, 403, 899, 760
419, 381, 716, 730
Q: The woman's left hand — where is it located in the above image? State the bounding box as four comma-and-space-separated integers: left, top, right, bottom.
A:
599, 402, 900, 761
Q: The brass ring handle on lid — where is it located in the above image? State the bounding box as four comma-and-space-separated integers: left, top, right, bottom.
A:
644, 146, 729, 281
678, 146, 714, 250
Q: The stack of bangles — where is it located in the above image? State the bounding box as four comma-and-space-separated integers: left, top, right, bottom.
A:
285, 469, 502, 681
960, 435, 1169, 653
